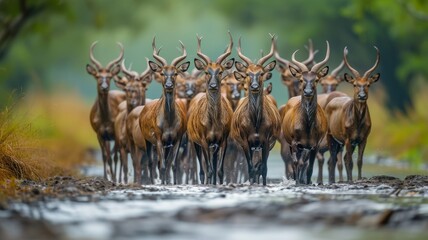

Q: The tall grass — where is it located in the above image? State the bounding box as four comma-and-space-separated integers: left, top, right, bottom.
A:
0, 91, 97, 183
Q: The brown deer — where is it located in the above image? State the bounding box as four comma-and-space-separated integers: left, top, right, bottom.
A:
139, 37, 189, 185
275, 39, 319, 180
281, 41, 330, 184
221, 70, 245, 111
114, 59, 152, 184
175, 68, 205, 184
315, 60, 346, 184
86, 41, 125, 182
187, 32, 234, 185
231, 35, 281, 185
325, 46, 380, 184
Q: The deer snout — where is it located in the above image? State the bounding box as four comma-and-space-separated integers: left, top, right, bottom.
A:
358, 92, 367, 101
231, 89, 241, 99
186, 89, 194, 97
208, 82, 218, 90
303, 88, 313, 97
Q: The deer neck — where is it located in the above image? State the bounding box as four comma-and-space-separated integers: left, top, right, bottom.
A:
352, 99, 368, 123
249, 89, 264, 132
98, 91, 111, 122
207, 89, 222, 126
163, 89, 176, 124
300, 91, 318, 125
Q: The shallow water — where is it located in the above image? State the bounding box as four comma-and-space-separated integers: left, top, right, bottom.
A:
2, 153, 428, 240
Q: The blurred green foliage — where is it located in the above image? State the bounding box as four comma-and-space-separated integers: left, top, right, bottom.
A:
0, 0, 427, 165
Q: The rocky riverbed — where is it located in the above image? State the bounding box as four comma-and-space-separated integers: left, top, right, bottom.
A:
1, 174, 427, 240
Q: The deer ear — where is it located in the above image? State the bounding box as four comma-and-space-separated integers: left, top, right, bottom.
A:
344, 73, 354, 83
149, 61, 162, 72
234, 71, 246, 82
264, 60, 276, 72
222, 58, 235, 70
369, 73, 380, 84
317, 66, 329, 79
114, 77, 128, 90
235, 61, 247, 72
289, 65, 300, 78
194, 58, 206, 71
264, 72, 272, 81
142, 74, 153, 84
86, 64, 97, 76
178, 61, 190, 72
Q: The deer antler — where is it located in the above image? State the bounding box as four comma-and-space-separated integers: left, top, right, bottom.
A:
140, 57, 152, 77
196, 34, 211, 64
106, 42, 124, 70
257, 33, 275, 66
310, 41, 330, 73
152, 36, 167, 66
362, 46, 380, 79
121, 59, 139, 78
343, 46, 361, 78
89, 41, 103, 70
330, 60, 345, 77
171, 40, 187, 66
274, 40, 290, 67
291, 50, 309, 72
302, 39, 319, 66
216, 31, 233, 64
237, 36, 252, 66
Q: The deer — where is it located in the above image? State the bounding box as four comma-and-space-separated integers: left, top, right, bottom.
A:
315, 60, 347, 184
187, 32, 234, 185
230, 34, 281, 185
325, 46, 380, 184
274, 39, 319, 180
86, 41, 125, 182
281, 41, 330, 184
175, 68, 205, 184
139, 37, 189, 185
113, 58, 152, 184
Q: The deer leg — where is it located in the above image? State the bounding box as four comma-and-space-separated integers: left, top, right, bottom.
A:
261, 143, 269, 186
344, 140, 355, 182
172, 139, 182, 185
357, 140, 367, 180
97, 135, 108, 180
120, 147, 128, 184
209, 143, 220, 185
164, 143, 175, 185
105, 140, 116, 182
113, 143, 119, 182
337, 150, 344, 182
194, 143, 205, 184
156, 141, 166, 184
316, 149, 325, 184
218, 140, 227, 185
327, 135, 340, 184
307, 149, 317, 185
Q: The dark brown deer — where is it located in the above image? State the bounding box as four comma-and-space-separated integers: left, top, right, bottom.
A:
86, 41, 125, 182
114, 59, 152, 184
230, 35, 281, 185
187, 32, 234, 185
281, 41, 330, 184
139, 38, 189, 184
325, 46, 380, 184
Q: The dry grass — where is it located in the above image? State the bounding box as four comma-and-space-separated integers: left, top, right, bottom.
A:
0, 91, 97, 184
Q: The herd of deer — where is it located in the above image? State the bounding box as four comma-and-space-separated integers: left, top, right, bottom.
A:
86, 32, 380, 186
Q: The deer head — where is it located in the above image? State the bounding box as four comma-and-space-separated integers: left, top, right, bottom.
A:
320, 60, 345, 93
115, 58, 153, 109
275, 39, 318, 98
176, 68, 204, 99
233, 34, 276, 95
222, 69, 244, 102
343, 46, 380, 102
289, 41, 330, 98
194, 31, 235, 92
148, 37, 190, 94
86, 42, 124, 93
